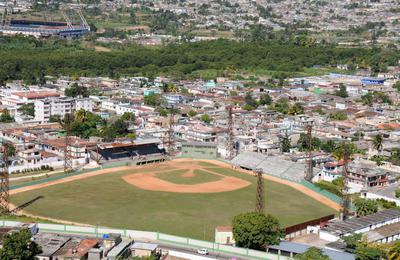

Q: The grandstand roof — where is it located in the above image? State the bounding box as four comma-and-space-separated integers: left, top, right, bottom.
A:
99, 138, 160, 149
231, 152, 315, 182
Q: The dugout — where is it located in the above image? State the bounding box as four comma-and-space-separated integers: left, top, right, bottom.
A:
181, 142, 217, 159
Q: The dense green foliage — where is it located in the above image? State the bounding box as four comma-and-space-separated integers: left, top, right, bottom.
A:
0, 109, 15, 123
18, 103, 35, 117
232, 212, 284, 250
0, 36, 398, 82
0, 229, 41, 259
334, 84, 349, 98
343, 233, 363, 253
280, 134, 291, 153
65, 83, 90, 97
295, 247, 330, 260
354, 199, 379, 217
60, 109, 132, 140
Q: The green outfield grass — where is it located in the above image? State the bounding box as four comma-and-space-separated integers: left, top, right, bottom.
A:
157, 169, 221, 185
10, 161, 336, 240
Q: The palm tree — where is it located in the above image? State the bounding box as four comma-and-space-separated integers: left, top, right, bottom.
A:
388, 241, 400, 260
332, 142, 355, 220
372, 134, 383, 154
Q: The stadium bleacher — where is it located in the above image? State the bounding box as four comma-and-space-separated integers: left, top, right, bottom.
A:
94, 139, 166, 164
231, 152, 317, 182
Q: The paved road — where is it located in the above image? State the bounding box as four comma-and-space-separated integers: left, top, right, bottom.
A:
137, 239, 252, 260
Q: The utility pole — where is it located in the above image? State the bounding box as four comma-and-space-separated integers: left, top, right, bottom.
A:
226, 106, 236, 160
255, 168, 265, 214
305, 123, 313, 182
0, 142, 9, 214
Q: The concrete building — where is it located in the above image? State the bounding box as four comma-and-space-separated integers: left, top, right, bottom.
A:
34, 97, 93, 123
319, 209, 400, 242
214, 226, 234, 245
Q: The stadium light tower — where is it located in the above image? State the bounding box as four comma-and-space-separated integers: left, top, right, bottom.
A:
304, 121, 313, 182
0, 141, 10, 214
226, 106, 236, 160
254, 168, 265, 213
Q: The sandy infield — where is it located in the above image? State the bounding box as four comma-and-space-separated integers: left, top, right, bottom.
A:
122, 167, 251, 193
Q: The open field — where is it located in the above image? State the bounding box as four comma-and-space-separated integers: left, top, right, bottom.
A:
10, 160, 336, 240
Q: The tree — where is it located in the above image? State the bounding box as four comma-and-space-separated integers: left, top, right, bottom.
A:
280, 134, 291, 153
372, 134, 383, 154
259, 93, 272, 106
333, 141, 355, 217
0, 228, 41, 259
272, 98, 290, 114
356, 242, 385, 260
120, 112, 136, 122
295, 247, 330, 260
329, 111, 347, 121
334, 84, 349, 98
0, 109, 15, 123
354, 199, 379, 217
244, 92, 257, 109
200, 114, 212, 124
388, 241, 400, 260
65, 83, 89, 98
232, 212, 284, 250
18, 103, 35, 117
188, 110, 197, 117
395, 189, 400, 199
343, 233, 363, 253
4, 142, 16, 158
144, 93, 165, 107
288, 102, 304, 115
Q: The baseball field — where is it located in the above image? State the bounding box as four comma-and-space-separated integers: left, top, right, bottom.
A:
10, 159, 337, 240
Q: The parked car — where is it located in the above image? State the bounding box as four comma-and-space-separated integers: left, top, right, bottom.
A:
197, 248, 209, 255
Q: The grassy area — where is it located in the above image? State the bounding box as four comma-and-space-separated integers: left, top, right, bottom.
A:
10, 172, 66, 187
10, 161, 336, 240
157, 169, 221, 185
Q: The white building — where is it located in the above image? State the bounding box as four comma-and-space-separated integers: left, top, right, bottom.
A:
34, 97, 93, 123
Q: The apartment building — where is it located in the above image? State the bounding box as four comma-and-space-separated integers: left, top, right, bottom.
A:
34, 97, 93, 123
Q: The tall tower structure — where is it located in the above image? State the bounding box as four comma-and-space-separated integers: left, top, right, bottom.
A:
63, 114, 73, 173
305, 123, 313, 182
255, 168, 265, 213
341, 150, 351, 220
226, 106, 235, 160
163, 112, 176, 157
0, 142, 10, 213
